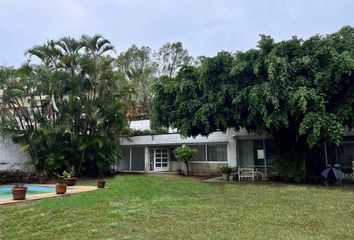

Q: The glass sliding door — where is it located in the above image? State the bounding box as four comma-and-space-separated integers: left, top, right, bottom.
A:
238, 140, 255, 167
238, 139, 278, 171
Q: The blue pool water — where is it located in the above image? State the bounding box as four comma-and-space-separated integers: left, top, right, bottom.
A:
0, 185, 68, 199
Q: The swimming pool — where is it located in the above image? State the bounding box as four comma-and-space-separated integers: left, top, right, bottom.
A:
0, 185, 61, 199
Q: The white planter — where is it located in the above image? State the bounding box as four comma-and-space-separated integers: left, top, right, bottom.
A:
261, 173, 269, 181
222, 173, 230, 181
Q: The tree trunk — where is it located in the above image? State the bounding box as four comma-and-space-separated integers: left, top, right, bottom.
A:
184, 161, 189, 176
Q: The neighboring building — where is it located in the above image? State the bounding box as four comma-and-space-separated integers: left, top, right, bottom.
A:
117, 120, 354, 176
0, 137, 31, 171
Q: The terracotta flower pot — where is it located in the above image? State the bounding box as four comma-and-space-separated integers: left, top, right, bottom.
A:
56, 183, 67, 194
64, 177, 77, 186
12, 187, 28, 200
97, 180, 106, 188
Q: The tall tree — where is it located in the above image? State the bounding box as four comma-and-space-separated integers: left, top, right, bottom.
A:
152, 26, 354, 181
116, 45, 157, 120
155, 41, 193, 77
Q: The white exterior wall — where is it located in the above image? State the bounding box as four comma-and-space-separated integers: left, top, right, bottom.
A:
129, 120, 150, 131
120, 128, 238, 172
129, 119, 176, 133
0, 137, 32, 171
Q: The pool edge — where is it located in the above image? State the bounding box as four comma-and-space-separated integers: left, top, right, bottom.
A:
0, 184, 99, 205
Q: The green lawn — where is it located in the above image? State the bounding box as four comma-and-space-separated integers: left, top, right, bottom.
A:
0, 175, 353, 240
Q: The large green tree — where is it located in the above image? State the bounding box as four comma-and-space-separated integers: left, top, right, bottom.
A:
152, 26, 354, 180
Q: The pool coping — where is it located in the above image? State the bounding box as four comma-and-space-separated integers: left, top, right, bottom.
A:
0, 184, 99, 205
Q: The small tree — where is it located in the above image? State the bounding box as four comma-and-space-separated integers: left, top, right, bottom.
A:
173, 145, 198, 176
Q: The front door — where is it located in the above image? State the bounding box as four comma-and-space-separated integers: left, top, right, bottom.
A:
153, 148, 169, 171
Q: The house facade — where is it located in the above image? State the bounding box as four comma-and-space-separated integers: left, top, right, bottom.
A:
118, 120, 354, 176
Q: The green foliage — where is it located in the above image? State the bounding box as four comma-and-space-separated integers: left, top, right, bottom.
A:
116, 45, 157, 119
0, 35, 130, 176
173, 145, 198, 175
156, 41, 193, 77
272, 157, 306, 182
116, 42, 193, 120
219, 165, 232, 174
129, 127, 169, 136
173, 145, 198, 163
62, 170, 72, 178
152, 26, 354, 178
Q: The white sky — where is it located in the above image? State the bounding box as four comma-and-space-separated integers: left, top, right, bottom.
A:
1, 0, 354, 66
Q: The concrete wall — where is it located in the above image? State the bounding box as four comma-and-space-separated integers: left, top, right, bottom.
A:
0, 137, 32, 171
169, 161, 227, 176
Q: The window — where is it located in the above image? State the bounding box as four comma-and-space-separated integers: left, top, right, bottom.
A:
253, 140, 264, 166
207, 145, 227, 162
169, 147, 177, 161
189, 145, 206, 162
238, 139, 278, 167
265, 139, 278, 164
131, 147, 145, 171
118, 147, 130, 170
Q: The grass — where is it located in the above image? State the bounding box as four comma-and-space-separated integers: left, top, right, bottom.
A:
0, 175, 353, 240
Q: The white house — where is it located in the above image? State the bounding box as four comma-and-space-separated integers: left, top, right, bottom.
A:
1, 118, 353, 178
118, 120, 354, 176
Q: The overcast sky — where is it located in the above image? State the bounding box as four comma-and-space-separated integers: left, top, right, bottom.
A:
1, 0, 354, 66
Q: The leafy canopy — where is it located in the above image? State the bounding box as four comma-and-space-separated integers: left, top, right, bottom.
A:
153, 26, 354, 159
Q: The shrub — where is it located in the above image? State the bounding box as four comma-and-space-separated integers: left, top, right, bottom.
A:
129, 127, 169, 136
0, 170, 37, 184
219, 165, 232, 174
272, 157, 306, 182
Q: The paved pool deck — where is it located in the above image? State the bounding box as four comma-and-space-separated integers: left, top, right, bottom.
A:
0, 184, 98, 205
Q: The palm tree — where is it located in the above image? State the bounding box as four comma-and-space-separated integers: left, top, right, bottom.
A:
81, 34, 115, 59
1, 35, 129, 176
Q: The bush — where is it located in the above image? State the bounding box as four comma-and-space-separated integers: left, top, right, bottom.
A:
272, 157, 306, 182
0, 170, 37, 184
219, 165, 232, 174
129, 127, 169, 136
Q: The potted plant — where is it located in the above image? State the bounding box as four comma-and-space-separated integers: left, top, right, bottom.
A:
96, 159, 106, 188
220, 165, 232, 181
63, 170, 77, 186
97, 176, 106, 188
173, 145, 198, 176
56, 175, 67, 194
261, 172, 269, 181
12, 175, 27, 200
